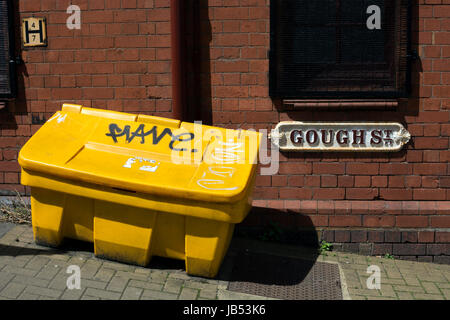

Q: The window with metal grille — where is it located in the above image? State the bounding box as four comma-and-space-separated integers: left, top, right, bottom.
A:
0, 0, 16, 99
269, 0, 411, 99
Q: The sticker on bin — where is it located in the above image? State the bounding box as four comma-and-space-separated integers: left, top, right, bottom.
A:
123, 157, 160, 172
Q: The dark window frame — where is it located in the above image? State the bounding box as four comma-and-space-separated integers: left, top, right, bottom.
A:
269, 0, 412, 100
0, 0, 17, 99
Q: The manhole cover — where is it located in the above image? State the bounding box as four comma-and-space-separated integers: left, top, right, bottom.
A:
227, 251, 343, 300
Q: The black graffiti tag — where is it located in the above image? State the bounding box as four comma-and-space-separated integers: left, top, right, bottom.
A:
106, 123, 198, 152
169, 133, 197, 152
106, 124, 131, 143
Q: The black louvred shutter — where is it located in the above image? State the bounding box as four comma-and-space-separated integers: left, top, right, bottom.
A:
0, 0, 14, 98
270, 0, 410, 99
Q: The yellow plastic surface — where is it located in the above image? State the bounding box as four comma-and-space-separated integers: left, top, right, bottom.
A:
19, 104, 261, 278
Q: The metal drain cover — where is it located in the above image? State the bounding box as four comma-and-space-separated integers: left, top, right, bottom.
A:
227, 251, 343, 300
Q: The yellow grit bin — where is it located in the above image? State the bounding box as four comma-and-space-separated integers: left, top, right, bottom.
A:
18, 104, 261, 278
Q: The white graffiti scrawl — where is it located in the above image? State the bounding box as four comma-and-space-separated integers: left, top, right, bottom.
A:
196, 170, 238, 191
197, 139, 243, 191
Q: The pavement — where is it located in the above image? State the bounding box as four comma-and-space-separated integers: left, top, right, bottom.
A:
0, 223, 449, 300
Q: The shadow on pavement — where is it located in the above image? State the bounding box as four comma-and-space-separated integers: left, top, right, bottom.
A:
216, 207, 320, 286
148, 256, 186, 271
219, 249, 318, 286
0, 243, 62, 257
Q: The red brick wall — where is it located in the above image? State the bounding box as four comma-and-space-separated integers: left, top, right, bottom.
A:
0, 0, 449, 261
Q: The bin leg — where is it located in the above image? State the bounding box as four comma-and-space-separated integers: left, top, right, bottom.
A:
185, 217, 235, 278
30, 188, 66, 247
93, 201, 156, 267
62, 195, 94, 243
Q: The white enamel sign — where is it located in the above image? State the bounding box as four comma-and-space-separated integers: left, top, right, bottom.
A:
271, 122, 411, 152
